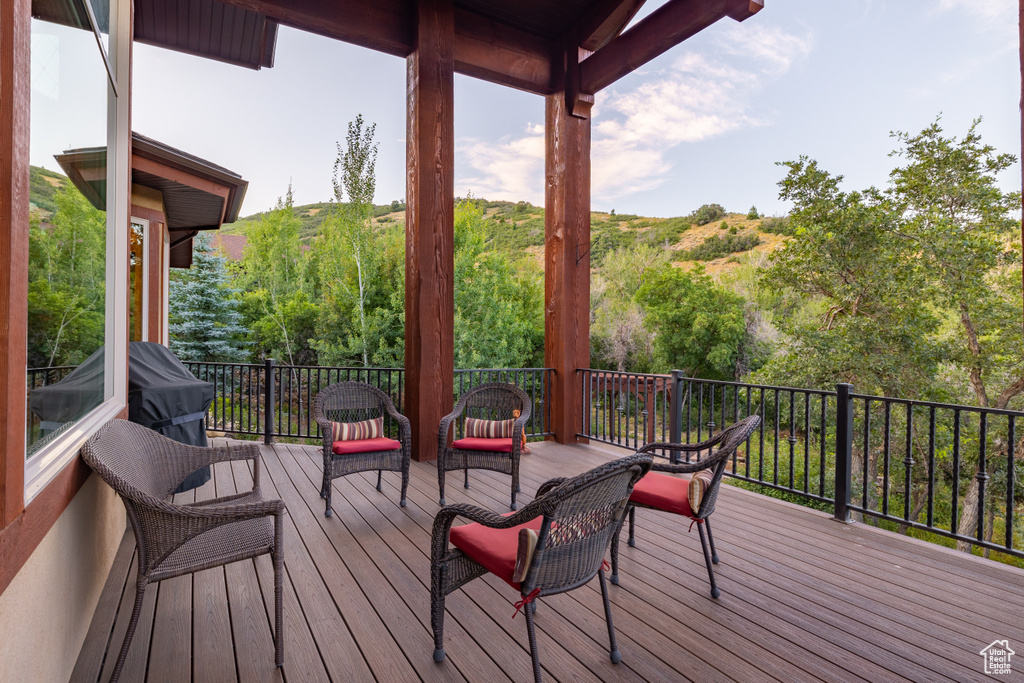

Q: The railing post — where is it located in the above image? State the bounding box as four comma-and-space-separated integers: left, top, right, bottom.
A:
834, 383, 853, 523
669, 370, 682, 463
264, 358, 275, 445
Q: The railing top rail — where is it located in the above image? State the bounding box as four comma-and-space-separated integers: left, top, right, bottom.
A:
27, 366, 77, 372
667, 373, 839, 398
578, 368, 671, 381
455, 367, 552, 372
848, 392, 1024, 418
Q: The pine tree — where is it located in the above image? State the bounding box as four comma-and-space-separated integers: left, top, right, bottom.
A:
169, 232, 248, 362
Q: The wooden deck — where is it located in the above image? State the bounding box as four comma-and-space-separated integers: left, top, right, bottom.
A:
72, 439, 1024, 682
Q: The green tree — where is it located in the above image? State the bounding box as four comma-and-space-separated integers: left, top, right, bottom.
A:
169, 233, 248, 362
27, 183, 106, 367
637, 265, 746, 379
313, 115, 384, 366
234, 184, 317, 365
453, 201, 543, 368
591, 244, 668, 372
885, 118, 1023, 549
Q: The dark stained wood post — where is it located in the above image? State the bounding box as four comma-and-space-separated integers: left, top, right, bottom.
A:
0, 0, 30, 525
544, 65, 592, 445
405, 0, 455, 462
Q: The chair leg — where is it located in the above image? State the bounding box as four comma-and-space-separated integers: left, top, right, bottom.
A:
626, 506, 636, 547
705, 517, 719, 564
610, 519, 623, 585
273, 514, 285, 667
464, 468, 470, 489
524, 595, 543, 683
376, 470, 383, 491
598, 568, 622, 664
108, 575, 148, 683
438, 464, 446, 506
697, 522, 721, 598
431, 567, 447, 662
324, 477, 334, 518
511, 469, 519, 510
400, 464, 409, 507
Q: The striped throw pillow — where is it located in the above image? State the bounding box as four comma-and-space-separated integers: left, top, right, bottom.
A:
512, 527, 539, 584
688, 469, 714, 515
331, 417, 383, 441
465, 417, 514, 438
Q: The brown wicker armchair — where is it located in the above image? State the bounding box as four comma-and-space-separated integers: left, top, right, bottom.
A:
431, 453, 653, 682
437, 382, 531, 510
81, 420, 286, 683
611, 414, 761, 598
312, 381, 411, 516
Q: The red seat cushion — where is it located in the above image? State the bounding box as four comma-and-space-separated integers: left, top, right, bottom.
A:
332, 437, 402, 455
630, 471, 696, 518
452, 437, 514, 453
449, 516, 544, 589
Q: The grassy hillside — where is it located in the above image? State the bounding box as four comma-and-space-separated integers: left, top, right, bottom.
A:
226, 198, 792, 273
30, 165, 67, 217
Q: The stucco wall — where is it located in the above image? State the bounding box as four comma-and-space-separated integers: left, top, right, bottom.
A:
0, 474, 125, 683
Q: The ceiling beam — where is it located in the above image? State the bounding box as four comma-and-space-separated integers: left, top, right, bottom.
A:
578, 0, 647, 52
579, 0, 763, 94
454, 8, 554, 94
220, 0, 413, 57
220, 0, 556, 94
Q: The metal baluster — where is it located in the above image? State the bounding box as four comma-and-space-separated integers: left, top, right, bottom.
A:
883, 401, 892, 516
951, 411, 961, 534
927, 407, 936, 528
903, 403, 913, 522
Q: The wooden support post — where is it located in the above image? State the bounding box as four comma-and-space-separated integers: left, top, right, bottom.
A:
544, 86, 591, 445
0, 0, 30, 525
405, 0, 455, 462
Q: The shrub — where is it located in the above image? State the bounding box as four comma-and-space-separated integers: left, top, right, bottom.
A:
747, 205, 760, 220
759, 215, 793, 235
719, 220, 729, 230
692, 203, 726, 225
684, 233, 762, 261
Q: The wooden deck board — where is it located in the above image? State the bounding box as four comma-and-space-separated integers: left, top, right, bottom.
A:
73, 439, 1024, 682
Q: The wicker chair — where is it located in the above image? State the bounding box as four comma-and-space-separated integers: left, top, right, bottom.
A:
81, 420, 285, 683
431, 453, 653, 682
437, 382, 531, 510
312, 381, 411, 516
611, 414, 760, 598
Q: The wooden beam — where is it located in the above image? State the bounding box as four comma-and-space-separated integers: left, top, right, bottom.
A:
579, 0, 763, 94
544, 91, 591, 445
453, 7, 555, 94
578, 0, 647, 52
405, 0, 455, 462
219, 0, 413, 57
0, 0, 30, 527
221, 0, 556, 94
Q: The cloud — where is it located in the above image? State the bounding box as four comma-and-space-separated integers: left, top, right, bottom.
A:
937, 0, 1014, 23
454, 22, 812, 206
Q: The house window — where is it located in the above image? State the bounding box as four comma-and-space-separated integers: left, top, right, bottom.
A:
24, 0, 128, 500
130, 219, 149, 341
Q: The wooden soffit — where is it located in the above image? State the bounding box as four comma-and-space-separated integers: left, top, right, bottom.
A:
211, 0, 762, 98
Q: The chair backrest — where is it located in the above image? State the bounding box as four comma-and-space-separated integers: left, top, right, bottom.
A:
455, 382, 531, 436
522, 453, 652, 594
82, 420, 195, 505
688, 414, 761, 519
313, 381, 397, 427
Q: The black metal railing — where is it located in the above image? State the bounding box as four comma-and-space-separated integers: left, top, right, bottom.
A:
577, 369, 1024, 560
183, 360, 553, 443
26, 365, 78, 445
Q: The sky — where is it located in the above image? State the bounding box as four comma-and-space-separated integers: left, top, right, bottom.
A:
124, 0, 1022, 219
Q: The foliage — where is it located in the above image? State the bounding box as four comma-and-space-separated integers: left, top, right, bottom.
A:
747, 206, 760, 220
590, 245, 670, 372
638, 265, 747, 379
169, 233, 248, 362
685, 233, 762, 261
758, 215, 792, 235
29, 165, 66, 216
27, 183, 106, 367
692, 203, 726, 226
453, 202, 544, 368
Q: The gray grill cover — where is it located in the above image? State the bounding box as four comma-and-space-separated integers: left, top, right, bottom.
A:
127, 342, 214, 491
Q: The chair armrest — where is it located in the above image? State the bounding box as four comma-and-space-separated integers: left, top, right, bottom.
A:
639, 434, 726, 458
157, 495, 286, 521
165, 442, 262, 495
536, 477, 567, 498
649, 447, 732, 475
437, 407, 462, 455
